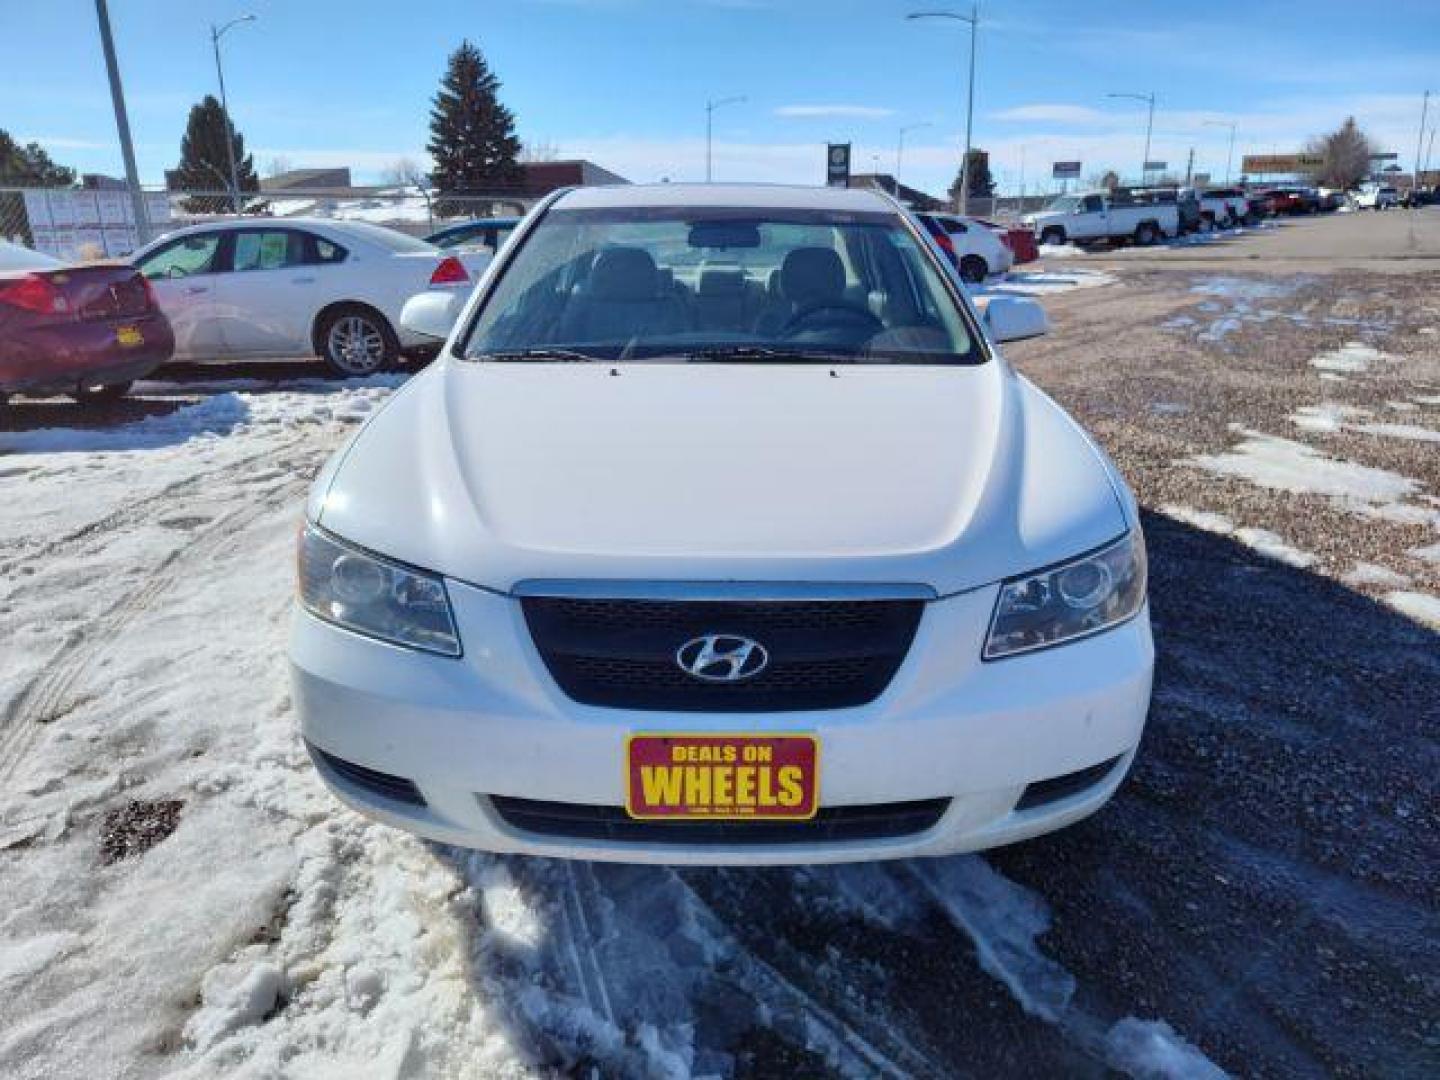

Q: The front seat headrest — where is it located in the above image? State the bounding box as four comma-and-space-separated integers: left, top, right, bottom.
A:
779, 247, 845, 305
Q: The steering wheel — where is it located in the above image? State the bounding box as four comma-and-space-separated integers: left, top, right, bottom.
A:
781, 301, 883, 337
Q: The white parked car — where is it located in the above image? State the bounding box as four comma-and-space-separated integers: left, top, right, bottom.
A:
130, 218, 488, 375
1185, 187, 1248, 229
916, 212, 1015, 282
1023, 191, 1179, 247
291, 184, 1153, 866
1353, 183, 1399, 210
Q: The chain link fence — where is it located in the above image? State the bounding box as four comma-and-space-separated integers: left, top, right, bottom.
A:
1, 185, 536, 262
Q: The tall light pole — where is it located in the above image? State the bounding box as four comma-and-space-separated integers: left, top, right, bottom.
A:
1203, 119, 1237, 185
705, 96, 746, 182
908, 6, 980, 214
896, 121, 932, 197
211, 14, 256, 214
93, 0, 148, 244
1109, 91, 1156, 184
1415, 90, 1432, 199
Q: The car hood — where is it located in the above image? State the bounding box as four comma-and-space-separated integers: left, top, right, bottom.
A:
315, 358, 1130, 596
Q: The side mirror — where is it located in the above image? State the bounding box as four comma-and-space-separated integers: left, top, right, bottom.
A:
984, 296, 1049, 343
400, 290, 464, 343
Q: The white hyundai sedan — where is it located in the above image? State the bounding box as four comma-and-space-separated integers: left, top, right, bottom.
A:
290, 184, 1153, 865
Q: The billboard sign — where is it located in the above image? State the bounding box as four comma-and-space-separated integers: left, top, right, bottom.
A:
826, 143, 851, 188
1144, 160, 1168, 173
1051, 160, 1082, 179
1240, 153, 1324, 174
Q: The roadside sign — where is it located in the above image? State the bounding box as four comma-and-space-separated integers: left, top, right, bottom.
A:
1193, 172, 1211, 186
826, 143, 851, 188
1370, 152, 1399, 161
1051, 161, 1081, 179
1240, 153, 1324, 174
1144, 160, 1168, 172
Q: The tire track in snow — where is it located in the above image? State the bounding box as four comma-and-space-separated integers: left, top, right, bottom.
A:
0, 482, 300, 784
0, 436, 309, 580
466, 856, 936, 1078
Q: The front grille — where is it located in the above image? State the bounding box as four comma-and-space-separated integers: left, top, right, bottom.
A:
1015, 755, 1123, 812
490, 795, 949, 845
306, 742, 427, 808
522, 597, 924, 712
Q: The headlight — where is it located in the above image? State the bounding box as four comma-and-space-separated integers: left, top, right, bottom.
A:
297, 524, 461, 656
983, 532, 1146, 660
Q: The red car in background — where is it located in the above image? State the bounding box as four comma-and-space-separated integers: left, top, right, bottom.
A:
974, 218, 1040, 265
0, 240, 173, 405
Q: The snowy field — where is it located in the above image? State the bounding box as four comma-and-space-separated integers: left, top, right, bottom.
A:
2, 256, 1437, 1077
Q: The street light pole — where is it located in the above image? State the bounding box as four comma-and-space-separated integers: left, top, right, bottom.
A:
1204, 120, 1237, 185
211, 15, 256, 215
93, 0, 148, 244
907, 6, 980, 214
705, 96, 746, 183
1109, 91, 1156, 184
1415, 90, 1432, 198
896, 121, 932, 198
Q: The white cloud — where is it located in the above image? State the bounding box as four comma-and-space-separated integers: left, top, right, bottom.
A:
991, 105, 1107, 124
774, 105, 897, 119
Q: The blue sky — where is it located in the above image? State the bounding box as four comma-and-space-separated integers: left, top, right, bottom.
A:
5, 0, 1438, 196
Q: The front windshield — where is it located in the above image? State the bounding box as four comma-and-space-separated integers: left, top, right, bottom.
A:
461, 205, 981, 364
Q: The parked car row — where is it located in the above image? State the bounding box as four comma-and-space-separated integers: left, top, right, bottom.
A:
1, 219, 493, 404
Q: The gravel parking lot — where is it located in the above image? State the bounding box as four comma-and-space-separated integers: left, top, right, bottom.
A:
0, 211, 1436, 1078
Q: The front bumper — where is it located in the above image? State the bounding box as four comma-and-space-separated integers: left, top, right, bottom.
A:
291, 580, 1153, 865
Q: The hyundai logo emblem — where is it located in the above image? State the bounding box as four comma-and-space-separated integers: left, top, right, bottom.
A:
675, 634, 769, 683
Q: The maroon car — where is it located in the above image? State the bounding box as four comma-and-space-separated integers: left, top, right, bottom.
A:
0, 240, 174, 405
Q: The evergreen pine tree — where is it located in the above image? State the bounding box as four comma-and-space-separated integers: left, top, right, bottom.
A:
949, 149, 997, 208
0, 130, 77, 187
173, 95, 258, 213
427, 40, 522, 201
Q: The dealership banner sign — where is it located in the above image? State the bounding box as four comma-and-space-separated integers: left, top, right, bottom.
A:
826, 143, 851, 188
1241, 153, 1324, 174
1051, 161, 1081, 179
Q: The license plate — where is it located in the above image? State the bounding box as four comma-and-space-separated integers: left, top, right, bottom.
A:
625, 733, 819, 820
116, 325, 143, 347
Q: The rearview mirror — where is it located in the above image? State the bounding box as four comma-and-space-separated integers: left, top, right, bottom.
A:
400, 290, 464, 343
984, 296, 1049, 343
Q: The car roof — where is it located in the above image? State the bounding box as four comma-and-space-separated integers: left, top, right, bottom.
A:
552, 183, 896, 213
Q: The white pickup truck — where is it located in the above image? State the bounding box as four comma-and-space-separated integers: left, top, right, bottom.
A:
1023, 191, 1179, 247
1186, 187, 1249, 228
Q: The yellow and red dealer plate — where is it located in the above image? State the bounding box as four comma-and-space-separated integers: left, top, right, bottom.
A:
116, 325, 143, 347
625, 733, 819, 820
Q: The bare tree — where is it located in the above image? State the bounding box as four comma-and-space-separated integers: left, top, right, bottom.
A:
383, 157, 428, 189
263, 155, 292, 178
1305, 117, 1374, 189
519, 140, 560, 163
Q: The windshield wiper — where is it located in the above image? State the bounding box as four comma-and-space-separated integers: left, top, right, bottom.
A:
473, 348, 604, 363
679, 346, 861, 365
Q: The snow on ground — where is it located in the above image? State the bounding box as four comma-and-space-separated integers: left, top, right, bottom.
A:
1290, 402, 1440, 443
1383, 591, 1440, 630
1159, 505, 1316, 569
0, 372, 1224, 1079
1310, 342, 1388, 374
1186, 426, 1427, 517
1343, 562, 1412, 589
979, 267, 1117, 298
